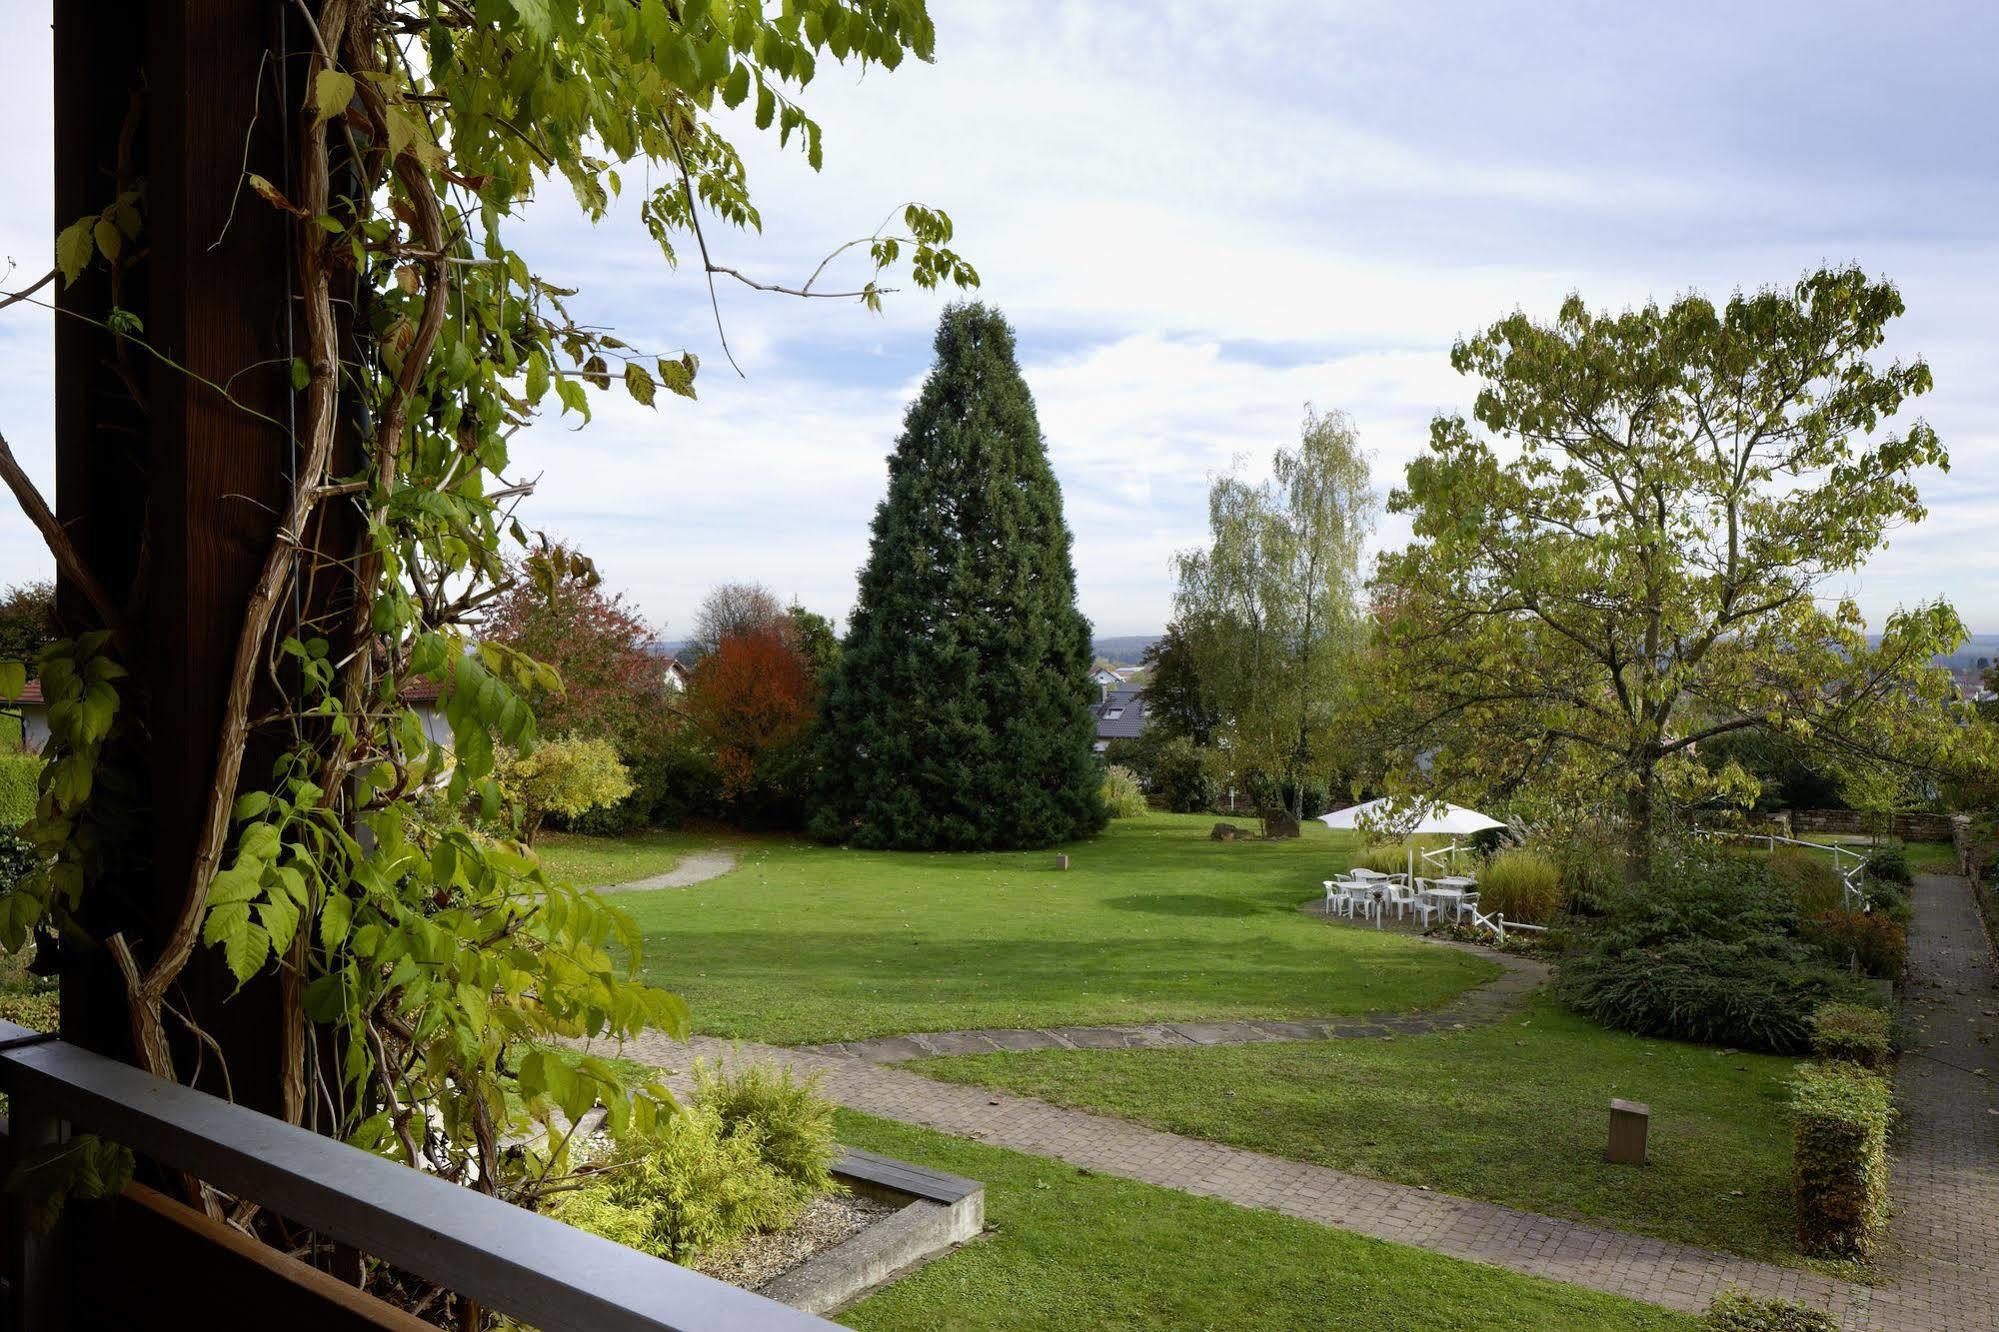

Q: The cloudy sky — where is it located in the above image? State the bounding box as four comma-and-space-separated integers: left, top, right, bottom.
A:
1, 2, 1993, 640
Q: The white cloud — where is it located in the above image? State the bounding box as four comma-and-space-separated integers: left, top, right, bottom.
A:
0, 1, 1993, 640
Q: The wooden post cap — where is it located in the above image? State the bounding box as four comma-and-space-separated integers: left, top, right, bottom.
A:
1607, 1098, 1650, 1165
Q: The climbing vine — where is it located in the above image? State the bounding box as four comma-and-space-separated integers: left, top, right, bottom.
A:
0, 0, 974, 1281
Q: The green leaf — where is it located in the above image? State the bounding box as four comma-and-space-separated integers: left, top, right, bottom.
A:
524, 350, 550, 404
320, 891, 353, 948
0, 662, 25, 701
312, 70, 356, 129
55, 217, 95, 285
509, 0, 553, 39
91, 216, 122, 264
233, 791, 271, 821
721, 62, 751, 108
555, 377, 590, 420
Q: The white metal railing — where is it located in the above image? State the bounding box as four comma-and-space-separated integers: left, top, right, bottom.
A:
1463, 903, 1547, 945
1692, 827, 1872, 910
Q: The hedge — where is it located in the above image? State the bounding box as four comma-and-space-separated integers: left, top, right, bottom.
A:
1790, 1062, 1892, 1258
1703, 1289, 1838, 1332
0, 752, 40, 829
1809, 1002, 1891, 1072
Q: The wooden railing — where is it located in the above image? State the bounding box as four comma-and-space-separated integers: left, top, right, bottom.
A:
0, 1019, 837, 1332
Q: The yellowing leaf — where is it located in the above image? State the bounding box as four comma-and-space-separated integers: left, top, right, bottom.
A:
55, 217, 95, 285
91, 216, 121, 264
312, 70, 355, 128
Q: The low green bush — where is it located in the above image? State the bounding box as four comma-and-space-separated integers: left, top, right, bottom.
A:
1100, 764, 1148, 819
555, 1103, 807, 1263
1801, 908, 1906, 981
0, 752, 41, 829
1557, 851, 1860, 1053
1768, 847, 1845, 915
1809, 1002, 1891, 1071
693, 1059, 838, 1193
1702, 1289, 1838, 1332
1861, 845, 1911, 885
1789, 1062, 1892, 1259
1474, 849, 1563, 923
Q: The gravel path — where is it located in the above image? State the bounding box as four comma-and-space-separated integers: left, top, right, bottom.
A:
597, 849, 738, 893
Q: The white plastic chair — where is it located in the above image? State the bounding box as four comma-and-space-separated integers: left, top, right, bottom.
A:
1383, 882, 1436, 927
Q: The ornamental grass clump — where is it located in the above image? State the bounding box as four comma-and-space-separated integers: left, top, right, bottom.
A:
1702, 1289, 1839, 1332
1809, 1002, 1892, 1072
1100, 765, 1149, 820
1789, 1062, 1893, 1259
1474, 849, 1563, 923
1768, 847, 1845, 916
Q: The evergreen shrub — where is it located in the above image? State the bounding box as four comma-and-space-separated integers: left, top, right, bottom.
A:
1789, 1062, 1892, 1258
1703, 1290, 1838, 1332
1809, 1002, 1891, 1071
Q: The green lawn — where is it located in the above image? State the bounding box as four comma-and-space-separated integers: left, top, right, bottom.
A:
590, 814, 1499, 1045
535, 828, 709, 889
909, 994, 1804, 1266
834, 1110, 1695, 1332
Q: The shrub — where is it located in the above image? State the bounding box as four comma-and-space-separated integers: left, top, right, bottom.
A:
1769, 847, 1845, 915
1475, 849, 1563, 923
1557, 851, 1859, 1053
1801, 909, 1906, 981
1861, 845, 1911, 885
1100, 764, 1148, 819
496, 736, 634, 842
1353, 839, 1448, 876
1153, 740, 1219, 814
693, 1060, 838, 1194
1702, 1289, 1839, 1332
0, 829, 39, 899
0, 752, 40, 828
1790, 1062, 1892, 1258
1810, 1002, 1891, 1071
555, 1103, 805, 1263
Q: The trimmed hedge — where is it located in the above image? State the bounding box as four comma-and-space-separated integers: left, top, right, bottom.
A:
1809, 1002, 1891, 1071
1703, 1290, 1838, 1332
0, 751, 40, 828
1790, 1062, 1892, 1258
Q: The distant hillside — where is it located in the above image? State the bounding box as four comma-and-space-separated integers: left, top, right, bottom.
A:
1093, 634, 1161, 666
1933, 633, 1998, 669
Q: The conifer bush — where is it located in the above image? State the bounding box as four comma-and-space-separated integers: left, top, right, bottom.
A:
811, 304, 1105, 850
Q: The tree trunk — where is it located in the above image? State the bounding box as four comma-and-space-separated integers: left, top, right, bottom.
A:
1623, 761, 1656, 884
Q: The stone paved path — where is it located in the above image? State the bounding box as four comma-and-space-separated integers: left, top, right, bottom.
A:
596, 849, 737, 894
609, 1025, 1898, 1327
798, 948, 1547, 1064
1877, 873, 1999, 1330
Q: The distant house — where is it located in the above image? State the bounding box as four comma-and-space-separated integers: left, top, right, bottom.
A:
662, 656, 690, 692
14, 676, 452, 753
1091, 685, 1148, 753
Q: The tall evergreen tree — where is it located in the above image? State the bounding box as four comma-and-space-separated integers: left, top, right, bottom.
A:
812, 304, 1105, 850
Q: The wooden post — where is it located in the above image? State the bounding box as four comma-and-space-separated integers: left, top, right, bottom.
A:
1607, 1098, 1650, 1165
54, 0, 308, 1115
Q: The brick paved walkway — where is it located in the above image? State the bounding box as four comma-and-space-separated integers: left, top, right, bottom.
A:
798, 947, 1547, 1064
1876, 873, 1999, 1329
611, 1025, 1898, 1326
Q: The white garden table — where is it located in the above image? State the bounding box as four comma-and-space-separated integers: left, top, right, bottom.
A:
1422, 876, 1477, 922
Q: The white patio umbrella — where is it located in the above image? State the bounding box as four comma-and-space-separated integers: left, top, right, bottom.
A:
1318, 798, 1508, 885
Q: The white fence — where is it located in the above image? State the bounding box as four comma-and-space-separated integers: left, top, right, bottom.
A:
1692, 827, 1872, 910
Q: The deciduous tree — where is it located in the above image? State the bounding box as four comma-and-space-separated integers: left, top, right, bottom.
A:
812, 304, 1104, 850
1172, 408, 1374, 823
1375, 267, 1985, 876
688, 626, 817, 824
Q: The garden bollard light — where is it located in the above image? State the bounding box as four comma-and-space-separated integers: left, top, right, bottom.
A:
1607, 1098, 1650, 1165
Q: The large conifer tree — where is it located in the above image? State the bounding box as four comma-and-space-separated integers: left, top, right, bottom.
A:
812, 304, 1106, 850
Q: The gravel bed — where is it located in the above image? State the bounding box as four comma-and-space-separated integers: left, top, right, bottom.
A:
694, 1191, 898, 1291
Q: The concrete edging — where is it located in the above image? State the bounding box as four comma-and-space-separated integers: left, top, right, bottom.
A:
758, 1145, 985, 1315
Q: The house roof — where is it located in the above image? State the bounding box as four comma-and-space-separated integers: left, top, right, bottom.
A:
1092, 685, 1148, 741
